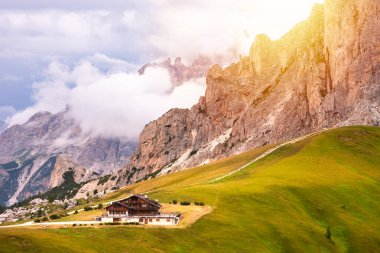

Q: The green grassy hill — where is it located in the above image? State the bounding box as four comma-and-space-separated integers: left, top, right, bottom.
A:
0, 126, 379, 253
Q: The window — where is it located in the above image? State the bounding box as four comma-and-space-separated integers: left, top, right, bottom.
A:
139, 218, 143, 222
167, 219, 170, 222
156, 219, 160, 222
149, 219, 152, 222
142, 204, 147, 208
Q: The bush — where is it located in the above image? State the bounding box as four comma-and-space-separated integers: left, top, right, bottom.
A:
325, 226, 332, 240
98, 203, 103, 209
180, 201, 191, 206
42, 217, 49, 221
74, 210, 79, 214
104, 222, 121, 225
194, 202, 205, 206
49, 214, 60, 220
62, 202, 69, 210
72, 224, 77, 227
34, 219, 41, 223
172, 200, 177, 204
84, 206, 93, 211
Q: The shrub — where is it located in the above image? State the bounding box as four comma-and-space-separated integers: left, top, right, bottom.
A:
74, 210, 79, 214
98, 203, 103, 209
62, 202, 69, 210
49, 214, 60, 220
42, 217, 49, 221
194, 202, 205, 206
180, 201, 191, 206
84, 206, 93, 211
325, 226, 332, 240
104, 222, 120, 225
34, 219, 41, 223
123, 222, 139, 225
172, 200, 177, 204
72, 224, 77, 227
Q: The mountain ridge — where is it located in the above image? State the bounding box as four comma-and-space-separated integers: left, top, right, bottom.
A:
0, 110, 136, 205
117, 0, 379, 185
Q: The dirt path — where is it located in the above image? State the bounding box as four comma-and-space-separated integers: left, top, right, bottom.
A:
209, 129, 328, 183
0, 220, 101, 228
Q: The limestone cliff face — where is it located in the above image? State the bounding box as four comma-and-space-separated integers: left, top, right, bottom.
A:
118, 0, 380, 185
49, 155, 97, 189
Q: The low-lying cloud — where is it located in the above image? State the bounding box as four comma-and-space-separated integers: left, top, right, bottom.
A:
7, 58, 205, 140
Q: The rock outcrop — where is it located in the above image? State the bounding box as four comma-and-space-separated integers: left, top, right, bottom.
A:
138, 56, 213, 85
117, 0, 380, 185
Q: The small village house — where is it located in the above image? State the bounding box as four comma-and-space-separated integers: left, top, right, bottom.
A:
97, 194, 180, 225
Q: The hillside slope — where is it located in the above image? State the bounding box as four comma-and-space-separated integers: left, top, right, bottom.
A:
119, 0, 380, 184
0, 126, 379, 252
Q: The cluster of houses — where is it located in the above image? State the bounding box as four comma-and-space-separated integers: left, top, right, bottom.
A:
96, 194, 180, 226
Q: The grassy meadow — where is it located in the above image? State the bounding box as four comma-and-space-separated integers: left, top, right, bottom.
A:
0, 126, 379, 252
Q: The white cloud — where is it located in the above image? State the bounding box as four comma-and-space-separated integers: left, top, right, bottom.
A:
0, 1, 323, 63
8, 59, 205, 139
0, 106, 16, 121
1, 0, 323, 137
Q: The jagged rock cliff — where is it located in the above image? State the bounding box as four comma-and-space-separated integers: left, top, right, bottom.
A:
138, 56, 213, 85
0, 111, 136, 205
117, 0, 380, 185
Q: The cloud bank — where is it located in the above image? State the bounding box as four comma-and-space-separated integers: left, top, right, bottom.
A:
1, 0, 323, 139
7, 59, 205, 140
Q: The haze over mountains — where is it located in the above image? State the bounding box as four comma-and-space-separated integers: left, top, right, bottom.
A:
0, 121, 5, 133
0, 58, 213, 206
0, 0, 379, 207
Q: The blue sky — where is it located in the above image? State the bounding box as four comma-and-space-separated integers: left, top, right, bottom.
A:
0, 0, 322, 125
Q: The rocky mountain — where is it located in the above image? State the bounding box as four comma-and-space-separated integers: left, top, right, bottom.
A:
116, 0, 380, 185
138, 56, 213, 85
0, 55, 212, 206
0, 111, 136, 205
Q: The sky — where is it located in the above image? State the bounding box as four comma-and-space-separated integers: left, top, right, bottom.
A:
0, 0, 323, 138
